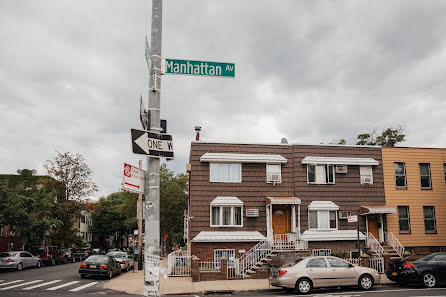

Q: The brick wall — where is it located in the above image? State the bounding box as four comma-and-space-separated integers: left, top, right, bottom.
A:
308, 240, 365, 253
191, 242, 257, 261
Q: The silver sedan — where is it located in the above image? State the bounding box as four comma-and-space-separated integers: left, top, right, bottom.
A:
269, 256, 380, 294
106, 251, 134, 272
0, 251, 42, 271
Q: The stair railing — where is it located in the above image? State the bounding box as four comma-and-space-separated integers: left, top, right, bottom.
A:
237, 239, 272, 277
388, 232, 404, 259
367, 232, 384, 255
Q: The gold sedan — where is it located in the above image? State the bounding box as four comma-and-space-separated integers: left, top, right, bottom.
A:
269, 256, 380, 294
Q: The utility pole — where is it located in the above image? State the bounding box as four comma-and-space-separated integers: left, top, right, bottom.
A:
137, 160, 143, 270
145, 0, 162, 296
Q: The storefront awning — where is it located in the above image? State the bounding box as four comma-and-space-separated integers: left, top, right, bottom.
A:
267, 197, 301, 205
361, 206, 396, 215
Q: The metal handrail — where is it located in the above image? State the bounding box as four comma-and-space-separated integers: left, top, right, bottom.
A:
367, 232, 384, 255
388, 232, 404, 258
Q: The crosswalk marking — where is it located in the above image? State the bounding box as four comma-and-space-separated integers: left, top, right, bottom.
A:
0, 280, 4, 283
22, 280, 62, 290
0, 280, 42, 290
45, 280, 80, 291
69, 282, 99, 292
0, 280, 24, 287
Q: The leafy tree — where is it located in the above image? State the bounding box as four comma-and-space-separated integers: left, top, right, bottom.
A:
355, 126, 405, 146
44, 152, 98, 247
160, 164, 188, 252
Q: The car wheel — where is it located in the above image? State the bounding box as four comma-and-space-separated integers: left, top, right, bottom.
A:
295, 278, 312, 294
359, 274, 374, 290
63, 257, 68, 264
36, 261, 41, 268
80, 274, 86, 279
422, 272, 437, 288
17, 262, 23, 271
51, 258, 56, 266
118, 268, 122, 275
107, 270, 113, 279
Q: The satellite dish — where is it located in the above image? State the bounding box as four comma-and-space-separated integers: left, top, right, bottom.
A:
281, 138, 288, 144
32, 169, 37, 175
17, 169, 22, 174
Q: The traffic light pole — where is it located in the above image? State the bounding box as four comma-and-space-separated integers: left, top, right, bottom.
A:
144, 0, 162, 296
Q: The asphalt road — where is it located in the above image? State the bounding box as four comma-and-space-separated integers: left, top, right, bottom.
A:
0, 261, 135, 297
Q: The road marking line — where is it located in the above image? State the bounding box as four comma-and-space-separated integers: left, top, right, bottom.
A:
46, 281, 80, 291
69, 281, 99, 292
0, 280, 24, 287
0, 280, 4, 283
22, 280, 62, 290
0, 280, 42, 290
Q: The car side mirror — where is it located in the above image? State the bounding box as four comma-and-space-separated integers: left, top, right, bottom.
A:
348, 263, 354, 268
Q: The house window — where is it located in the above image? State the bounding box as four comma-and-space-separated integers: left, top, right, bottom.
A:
307, 165, 335, 184
360, 166, 373, 185
394, 162, 407, 188
214, 249, 235, 268
211, 206, 243, 227
266, 164, 281, 184
210, 163, 241, 182
308, 210, 337, 230
398, 206, 410, 233
419, 163, 432, 189
423, 206, 436, 233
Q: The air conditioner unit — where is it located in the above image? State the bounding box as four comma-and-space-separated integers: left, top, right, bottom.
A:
361, 176, 373, 185
246, 209, 259, 217
267, 173, 281, 183
339, 211, 351, 219
336, 165, 348, 173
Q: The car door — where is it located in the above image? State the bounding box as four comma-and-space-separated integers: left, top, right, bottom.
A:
433, 254, 446, 283
19, 252, 31, 268
326, 257, 357, 286
306, 258, 332, 287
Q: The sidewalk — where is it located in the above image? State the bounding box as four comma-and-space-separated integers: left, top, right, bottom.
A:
103, 269, 395, 296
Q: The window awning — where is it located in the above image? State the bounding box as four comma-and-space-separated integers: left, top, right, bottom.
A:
266, 197, 301, 205
308, 201, 340, 211
361, 206, 396, 215
192, 231, 266, 242
301, 156, 379, 166
210, 196, 244, 206
302, 230, 366, 241
200, 153, 287, 164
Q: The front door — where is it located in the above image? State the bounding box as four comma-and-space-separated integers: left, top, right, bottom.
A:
272, 205, 291, 235
367, 215, 380, 240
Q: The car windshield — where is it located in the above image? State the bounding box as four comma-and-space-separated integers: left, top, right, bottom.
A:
108, 253, 126, 258
85, 255, 108, 262
32, 247, 47, 253
282, 258, 303, 268
0, 252, 16, 257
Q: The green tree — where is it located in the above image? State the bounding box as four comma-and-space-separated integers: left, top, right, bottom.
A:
160, 164, 188, 252
356, 126, 405, 147
44, 152, 98, 247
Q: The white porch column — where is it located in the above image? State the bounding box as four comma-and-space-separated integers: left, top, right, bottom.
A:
266, 205, 270, 239
298, 205, 301, 235
291, 205, 296, 233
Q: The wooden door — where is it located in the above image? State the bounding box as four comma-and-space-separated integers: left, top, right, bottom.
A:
272, 205, 291, 235
367, 215, 380, 240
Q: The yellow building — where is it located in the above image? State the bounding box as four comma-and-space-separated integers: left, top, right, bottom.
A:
382, 147, 446, 253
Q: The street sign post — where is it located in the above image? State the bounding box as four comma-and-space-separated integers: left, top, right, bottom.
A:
131, 128, 174, 159
122, 163, 145, 194
163, 58, 235, 78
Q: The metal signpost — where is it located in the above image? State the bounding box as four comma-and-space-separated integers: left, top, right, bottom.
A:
163, 58, 235, 78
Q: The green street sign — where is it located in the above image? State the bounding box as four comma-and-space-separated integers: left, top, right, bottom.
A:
164, 58, 235, 78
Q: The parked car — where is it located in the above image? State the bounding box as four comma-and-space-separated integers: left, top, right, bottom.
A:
79, 255, 121, 279
386, 252, 446, 288
269, 256, 380, 294
92, 248, 105, 255
0, 251, 42, 271
62, 248, 77, 263
75, 248, 93, 260
107, 251, 134, 272
31, 246, 66, 266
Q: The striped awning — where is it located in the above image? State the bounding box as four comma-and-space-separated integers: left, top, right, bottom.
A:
267, 197, 301, 205
361, 206, 396, 215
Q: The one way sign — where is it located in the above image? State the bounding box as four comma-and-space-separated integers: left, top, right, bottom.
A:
131, 129, 174, 159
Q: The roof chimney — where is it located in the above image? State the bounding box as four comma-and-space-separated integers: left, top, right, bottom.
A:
195, 126, 201, 141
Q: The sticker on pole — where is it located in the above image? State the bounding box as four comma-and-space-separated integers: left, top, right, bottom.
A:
122, 163, 145, 194
347, 215, 358, 223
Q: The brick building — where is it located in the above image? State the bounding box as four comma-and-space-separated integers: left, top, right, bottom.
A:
186, 141, 393, 274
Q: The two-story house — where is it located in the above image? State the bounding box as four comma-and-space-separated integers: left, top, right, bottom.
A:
187, 140, 392, 276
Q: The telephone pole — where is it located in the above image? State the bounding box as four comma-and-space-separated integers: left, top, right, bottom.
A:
144, 0, 162, 296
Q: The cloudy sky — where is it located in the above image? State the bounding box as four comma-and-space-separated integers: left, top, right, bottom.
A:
1, 1, 445, 198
